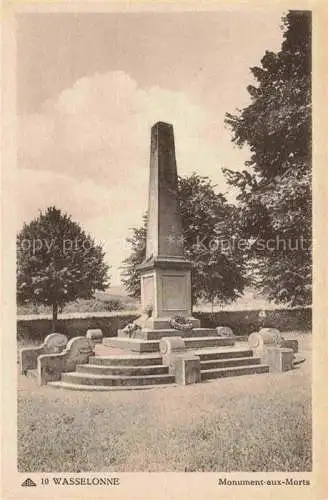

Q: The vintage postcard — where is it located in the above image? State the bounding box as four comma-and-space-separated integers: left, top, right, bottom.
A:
1, 0, 327, 499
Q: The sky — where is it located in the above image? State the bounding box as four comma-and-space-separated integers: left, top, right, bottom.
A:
17, 9, 286, 286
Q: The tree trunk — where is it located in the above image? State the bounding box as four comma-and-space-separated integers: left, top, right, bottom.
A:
52, 302, 58, 332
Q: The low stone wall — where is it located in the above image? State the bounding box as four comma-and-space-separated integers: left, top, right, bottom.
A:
17, 312, 139, 342
17, 307, 311, 342
193, 307, 311, 336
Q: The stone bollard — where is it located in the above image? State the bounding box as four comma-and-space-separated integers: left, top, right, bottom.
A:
216, 326, 235, 338
43, 333, 68, 353
248, 328, 283, 363
280, 339, 299, 353
159, 337, 201, 385
86, 329, 103, 344
159, 336, 186, 366
248, 328, 283, 344
266, 347, 294, 372
171, 354, 201, 385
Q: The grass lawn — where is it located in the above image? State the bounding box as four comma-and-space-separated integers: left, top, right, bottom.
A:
17, 332, 312, 472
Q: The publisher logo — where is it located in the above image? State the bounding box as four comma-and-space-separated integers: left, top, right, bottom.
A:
21, 478, 37, 487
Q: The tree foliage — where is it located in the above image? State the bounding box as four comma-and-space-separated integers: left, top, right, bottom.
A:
121, 213, 148, 299
17, 207, 110, 325
121, 174, 246, 306
224, 10, 311, 306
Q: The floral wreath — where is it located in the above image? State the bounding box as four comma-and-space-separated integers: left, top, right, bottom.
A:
169, 315, 193, 332
123, 322, 142, 338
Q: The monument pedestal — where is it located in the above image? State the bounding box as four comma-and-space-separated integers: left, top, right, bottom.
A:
138, 256, 200, 330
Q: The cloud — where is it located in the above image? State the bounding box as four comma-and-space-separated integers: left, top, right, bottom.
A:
18, 71, 212, 182
17, 71, 249, 283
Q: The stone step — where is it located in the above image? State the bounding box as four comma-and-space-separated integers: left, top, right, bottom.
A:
61, 372, 175, 387
201, 364, 269, 381
200, 356, 260, 370
104, 336, 235, 353
48, 381, 175, 392
76, 363, 169, 376
184, 337, 235, 349
89, 354, 162, 366
196, 349, 254, 361
118, 328, 217, 341
103, 337, 159, 353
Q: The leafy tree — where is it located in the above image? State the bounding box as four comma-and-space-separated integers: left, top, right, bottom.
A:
179, 174, 245, 306
121, 174, 246, 307
121, 213, 148, 299
224, 10, 311, 306
17, 207, 110, 329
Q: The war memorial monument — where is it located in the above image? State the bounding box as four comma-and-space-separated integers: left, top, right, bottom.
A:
20, 122, 297, 389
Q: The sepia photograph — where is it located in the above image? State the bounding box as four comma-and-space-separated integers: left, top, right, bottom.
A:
2, 2, 326, 499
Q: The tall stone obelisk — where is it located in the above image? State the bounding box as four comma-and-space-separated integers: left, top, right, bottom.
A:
138, 122, 200, 330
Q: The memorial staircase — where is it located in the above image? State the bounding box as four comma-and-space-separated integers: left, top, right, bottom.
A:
48, 327, 269, 391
